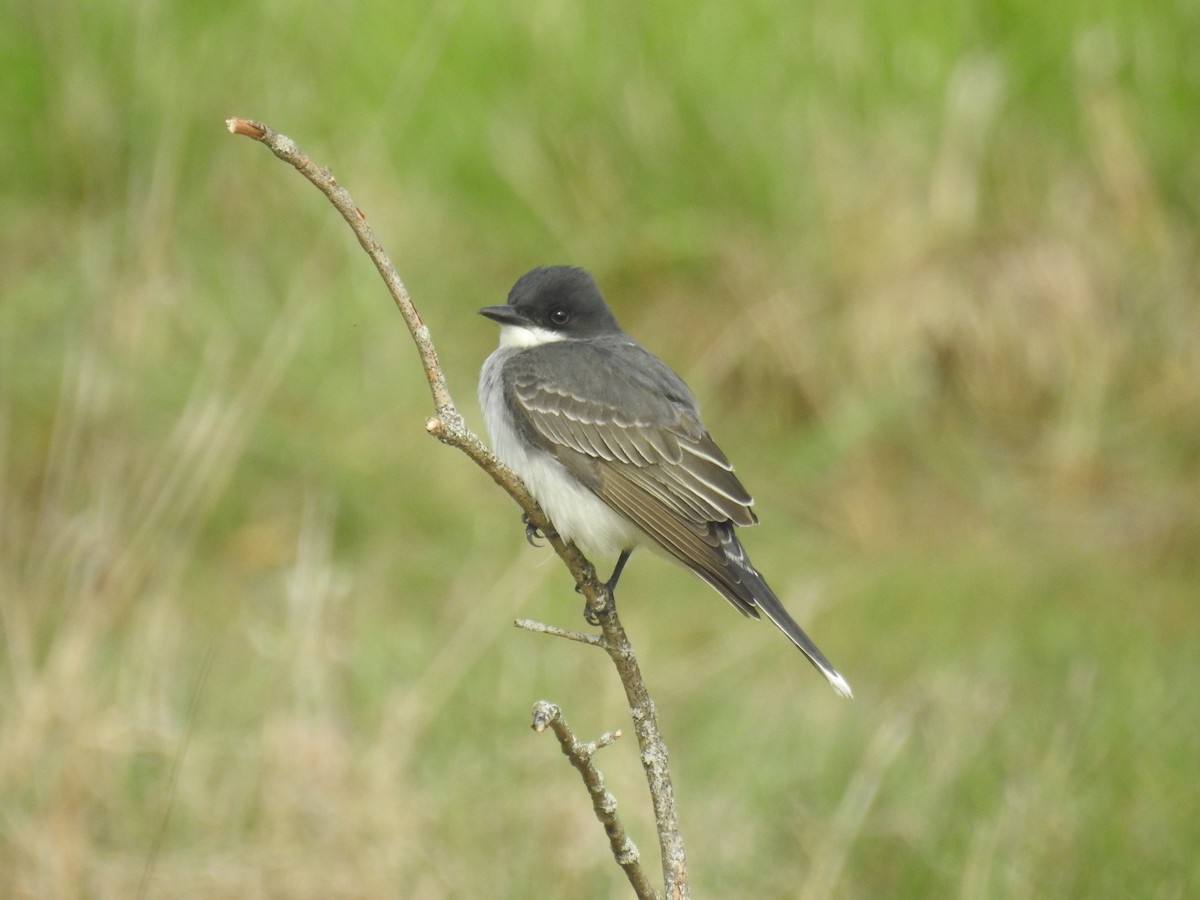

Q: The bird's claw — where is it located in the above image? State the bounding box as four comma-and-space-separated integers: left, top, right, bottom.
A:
522, 513, 545, 547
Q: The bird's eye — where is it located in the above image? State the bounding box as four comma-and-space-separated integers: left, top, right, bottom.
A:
549, 308, 570, 325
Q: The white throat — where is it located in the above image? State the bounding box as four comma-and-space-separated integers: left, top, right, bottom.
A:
498, 323, 567, 349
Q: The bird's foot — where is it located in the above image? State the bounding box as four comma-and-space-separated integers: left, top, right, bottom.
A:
581, 550, 629, 625
582, 583, 615, 626
522, 513, 544, 547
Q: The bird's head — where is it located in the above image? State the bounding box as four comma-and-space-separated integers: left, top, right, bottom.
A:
480, 266, 621, 348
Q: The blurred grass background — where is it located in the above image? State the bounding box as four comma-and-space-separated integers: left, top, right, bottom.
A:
2, 0, 1198, 896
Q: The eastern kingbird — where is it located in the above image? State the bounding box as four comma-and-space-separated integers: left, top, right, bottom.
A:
479, 266, 852, 697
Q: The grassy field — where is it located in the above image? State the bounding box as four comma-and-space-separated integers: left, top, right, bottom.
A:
3, 1, 1198, 896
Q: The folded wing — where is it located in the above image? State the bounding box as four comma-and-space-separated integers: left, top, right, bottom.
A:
504, 338, 766, 617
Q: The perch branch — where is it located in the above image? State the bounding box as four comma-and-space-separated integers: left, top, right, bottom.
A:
227, 117, 688, 898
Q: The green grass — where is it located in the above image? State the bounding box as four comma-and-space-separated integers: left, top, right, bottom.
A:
3, 0, 1198, 896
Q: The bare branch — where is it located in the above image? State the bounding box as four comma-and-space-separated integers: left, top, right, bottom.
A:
228, 117, 689, 898
224, 118, 451, 413
593, 603, 689, 898
514, 618, 605, 647
530, 702, 656, 900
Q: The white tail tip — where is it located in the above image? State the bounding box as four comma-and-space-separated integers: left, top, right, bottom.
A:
825, 669, 854, 699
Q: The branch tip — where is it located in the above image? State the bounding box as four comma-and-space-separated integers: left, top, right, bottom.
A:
531, 701, 560, 733
226, 117, 266, 140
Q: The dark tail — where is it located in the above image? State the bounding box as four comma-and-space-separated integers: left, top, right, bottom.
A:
708, 529, 853, 698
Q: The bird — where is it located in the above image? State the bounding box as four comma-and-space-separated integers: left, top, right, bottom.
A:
478, 266, 852, 697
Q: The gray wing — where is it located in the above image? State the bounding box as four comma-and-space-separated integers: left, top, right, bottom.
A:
503, 337, 764, 615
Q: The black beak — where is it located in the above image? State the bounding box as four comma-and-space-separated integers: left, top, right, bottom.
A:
479, 304, 528, 325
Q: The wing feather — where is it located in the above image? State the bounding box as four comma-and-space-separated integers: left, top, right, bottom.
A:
503, 337, 758, 536
592, 466, 760, 619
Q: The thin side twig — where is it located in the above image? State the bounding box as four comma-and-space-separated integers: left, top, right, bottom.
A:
227, 116, 688, 898
513, 618, 605, 647
530, 701, 655, 900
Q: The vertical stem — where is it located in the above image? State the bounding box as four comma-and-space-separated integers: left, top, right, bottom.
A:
598, 606, 689, 899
